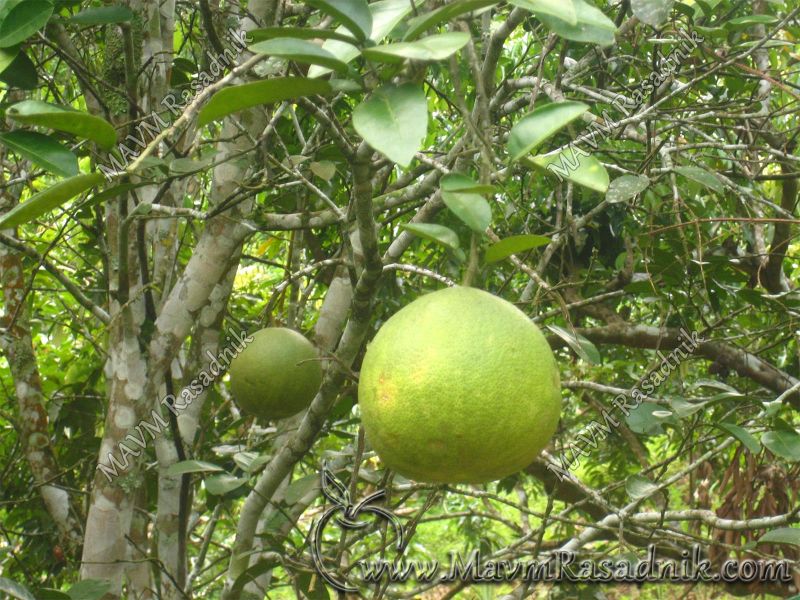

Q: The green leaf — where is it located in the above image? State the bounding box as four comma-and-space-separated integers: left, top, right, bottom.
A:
757, 527, 800, 547
7, 100, 117, 149
404, 0, 498, 40
631, 0, 674, 26
674, 166, 724, 193
485, 234, 550, 263
719, 422, 761, 454
248, 26, 357, 44
625, 474, 659, 499
0, 172, 104, 229
0, 44, 18, 73
441, 173, 496, 194
547, 325, 601, 364
0, 50, 36, 89
626, 402, 673, 435
363, 32, 470, 63
401, 223, 460, 250
0, 0, 54, 47
0, 131, 79, 177
536, 0, 617, 46
285, 473, 319, 504
249, 38, 352, 73
352, 83, 427, 168
508, 0, 577, 26
306, 0, 372, 41
204, 474, 248, 495
309, 0, 419, 77
232, 451, 271, 473
69, 6, 133, 25
527, 148, 610, 192
726, 14, 778, 27
442, 190, 491, 233
198, 77, 331, 126
310, 160, 336, 181
166, 460, 225, 476
0, 578, 36, 600
607, 174, 650, 203
761, 429, 800, 461
66, 580, 112, 600
508, 101, 588, 160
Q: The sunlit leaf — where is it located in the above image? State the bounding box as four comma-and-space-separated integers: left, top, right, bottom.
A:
508, 101, 588, 160
352, 83, 427, 168
401, 223, 460, 250
249, 38, 352, 73
363, 32, 470, 63
485, 234, 550, 263
198, 77, 331, 126
509, 0, 577, 25
7, 100, 117, 149
0, 172, 104, 229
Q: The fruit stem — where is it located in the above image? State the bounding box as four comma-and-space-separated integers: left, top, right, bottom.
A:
462, 232, 479, 287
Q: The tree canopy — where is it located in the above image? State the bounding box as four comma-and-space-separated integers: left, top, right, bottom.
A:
0, 0, 799, 598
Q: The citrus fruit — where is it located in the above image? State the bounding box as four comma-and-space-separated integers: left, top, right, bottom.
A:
358, 286, 561, 484
228, 327, 322, 420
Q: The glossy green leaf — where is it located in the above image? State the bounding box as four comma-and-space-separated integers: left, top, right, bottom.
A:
363, 32, 470, 63
69, 6, 133, 25
401, 222, 460, 250
547, 325, 601, 364
0, 578, 36, 600
0, 131, 79, 177
536, 0, 617, 46
718, 422, 761, 455
204, 474, 248, 495
404, 0, 498, 40
0, 49, 36, 89
306, 0, 372, 41
442, 190, 491, 233
352, 83, 427, 168
166, 460, 225, 476
674, 165, 724, 193
625, 474, 659, 499
761, 429, 800, 461
757, 527, 800, 547
7, 100, 117, 149
528, 148, 610, 192
65, 579, 111, 600
309, 0, 419, 77
485, 234, 550, 263
631, 0, 675, 26
607, 174, 650, 203
198, 77, 331, 126
508, 101, 588, 160
248, 26, 357, 44
441, 173, 497, 194
249, 38, 351, 73
509, 0, 577, 25
0, 0, 53, 47
0, 172, 104, 229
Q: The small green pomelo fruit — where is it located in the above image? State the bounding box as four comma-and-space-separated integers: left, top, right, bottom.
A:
228, 327, 322, 420
358, 287, 561, 484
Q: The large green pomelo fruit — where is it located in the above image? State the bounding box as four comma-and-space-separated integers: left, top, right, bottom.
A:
358, 287, 561, 484
228, 327, 322, 420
